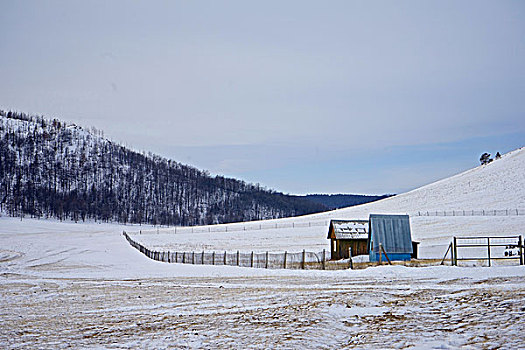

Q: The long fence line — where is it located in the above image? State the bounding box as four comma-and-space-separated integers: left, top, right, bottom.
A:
165, 220, 328, 235
134, 220, 329, 235
415, 209, 524, 217
123, 231, 351, 270
138, 209, 524, 235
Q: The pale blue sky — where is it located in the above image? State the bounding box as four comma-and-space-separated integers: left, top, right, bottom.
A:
1, 1, 524, 194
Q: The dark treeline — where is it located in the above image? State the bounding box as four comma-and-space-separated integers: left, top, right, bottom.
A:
0, 110, 327, 225
304, 194, 394, 210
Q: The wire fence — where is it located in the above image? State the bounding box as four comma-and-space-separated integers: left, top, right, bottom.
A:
136, 209, 524, 235
123, 231, 351, 270
140, 220, 329, 235
415, 209, 524, 217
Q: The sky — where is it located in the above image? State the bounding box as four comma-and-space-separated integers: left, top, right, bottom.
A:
1, 1, 524, 195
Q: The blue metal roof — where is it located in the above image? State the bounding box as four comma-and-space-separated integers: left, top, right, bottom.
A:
368, 214, 413, 254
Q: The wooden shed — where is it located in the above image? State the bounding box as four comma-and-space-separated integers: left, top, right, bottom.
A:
327, 219, 369, 259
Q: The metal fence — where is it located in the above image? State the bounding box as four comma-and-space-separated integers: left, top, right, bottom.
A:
441, 235, 524, 266
123, 231, 350, 270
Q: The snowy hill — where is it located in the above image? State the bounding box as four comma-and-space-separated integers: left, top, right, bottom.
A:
0, 110, 327, 225
132, 147, 525, 258
333, 146, 525, 215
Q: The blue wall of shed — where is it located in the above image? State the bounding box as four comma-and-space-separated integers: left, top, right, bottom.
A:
369, 252, 412, 262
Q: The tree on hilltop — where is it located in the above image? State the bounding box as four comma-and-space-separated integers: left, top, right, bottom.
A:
480, 153, 492, 165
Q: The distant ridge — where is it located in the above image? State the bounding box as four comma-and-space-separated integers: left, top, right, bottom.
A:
0, 110, 328, 225
304, 194, 394, 210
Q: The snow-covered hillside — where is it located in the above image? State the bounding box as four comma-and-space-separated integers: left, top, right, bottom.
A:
133, 147, 525, 258
0, 111, 326, 226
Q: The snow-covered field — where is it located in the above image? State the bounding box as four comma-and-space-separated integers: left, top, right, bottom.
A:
1, 148, 524, 348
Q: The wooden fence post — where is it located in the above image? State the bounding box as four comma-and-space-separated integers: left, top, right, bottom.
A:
322, 249, 326, 270
518, 236, 523, 265
379, 244, 392, 265
487, 237, 491, 267
283, 251, 287, 269
224, 251, 227, 265
202, 250, 205, 265
440, 243, 452, 265
250, 251, 254, 268
182, 252, 186, 264
452, 237, 458, 266
265, 251, 269, 269
301, 249, 306, 269
237, 251, 240, 266
378, 244, 382, 265
192, 252, 195, 264
175, 251, 178, 262
212, 251, 215, 265
348, 247, 353, 270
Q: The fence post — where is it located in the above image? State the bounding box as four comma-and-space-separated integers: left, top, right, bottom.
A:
237, 251, 240, 266
250, 251, 254, 267
378, 244, 382, 265
212, 251, 215, 265
283, 251, 287, 269
518, 236, 523, 265
301, 249, 306, 269
168, 251, 171, 263
348, 247, 353, 270
487, 237, 491, 267
192, 252, 195, 264
379, 244, 392, 265
453, 237, 457, 266
440, 243, 452, 265
224, 251, 227, 265
183, 252, 186, 264
322, 249, 326, 270
265, 251, 269, 269
202, 251, 205, 265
